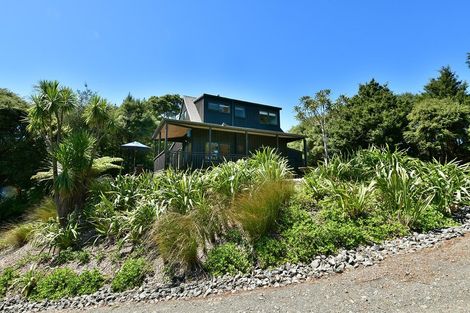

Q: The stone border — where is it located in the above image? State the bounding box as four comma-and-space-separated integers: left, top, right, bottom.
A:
2, 208, 470, 313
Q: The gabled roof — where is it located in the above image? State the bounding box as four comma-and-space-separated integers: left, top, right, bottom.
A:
182, 96, 202, 122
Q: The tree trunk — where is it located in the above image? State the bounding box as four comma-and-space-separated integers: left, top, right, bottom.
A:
320, 122, 330, 166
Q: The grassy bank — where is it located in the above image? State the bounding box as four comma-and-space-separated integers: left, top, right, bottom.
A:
1, 147, 469, 301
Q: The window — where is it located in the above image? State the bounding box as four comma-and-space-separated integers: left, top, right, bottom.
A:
259, 110, 278, 125
208, 102, 219, 111
205, 142, 219, 155
208, 102, 230, 114
205, 142, 230, 159
235, 106, 246, 118
219, 104, 230, 113
268, 112, 277, 125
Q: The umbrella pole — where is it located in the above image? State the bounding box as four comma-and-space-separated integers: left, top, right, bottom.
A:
133, 149, 136, 173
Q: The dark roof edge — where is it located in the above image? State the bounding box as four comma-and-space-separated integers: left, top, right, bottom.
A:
193, 93, 282, 110
152, 118, 305, 140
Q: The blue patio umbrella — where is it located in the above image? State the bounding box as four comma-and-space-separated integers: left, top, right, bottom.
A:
121, 141, 151, 170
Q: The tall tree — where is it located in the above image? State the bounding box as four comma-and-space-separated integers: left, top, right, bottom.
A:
328, 80, 413, 153
28, 81, 120, 225
294, 90, 334, 165
146, 94, 182, 118
119, 94, 156, 146
404, 98, 470, 162
423, 66, 468, 103
467, 52, 470, 68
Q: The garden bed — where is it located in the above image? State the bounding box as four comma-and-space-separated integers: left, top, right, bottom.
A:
1, 207, 469, 313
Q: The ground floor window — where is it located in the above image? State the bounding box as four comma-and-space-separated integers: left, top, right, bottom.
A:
205, 142, 230, 158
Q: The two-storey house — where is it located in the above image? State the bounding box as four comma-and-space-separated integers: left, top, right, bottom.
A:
152, 94, 306, 171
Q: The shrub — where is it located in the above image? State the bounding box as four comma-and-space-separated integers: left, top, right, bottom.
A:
208, 159, 253, 198
254, 237, 286, 268
157, 169, 207, 214
32, 268, 79, 300
204, 243, 251, 276
417, 160, 470, 214
34, 215, 80, 251
231, 180, 294, 241
413, 208, 458, 232
248, 147, 292, 182
55, 248, 90, 265
18, 269, 43, 298
224, 228, 246, 245
0, 267, 18, 298
322, 180, 377, 219
76, 269, 105, 295
283, 221, 335, 263
376, 158, 433, 229
31, 268, 104, 300
111, 258, 149, 292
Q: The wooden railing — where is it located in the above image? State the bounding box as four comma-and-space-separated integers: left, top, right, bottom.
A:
155, 150, 247, 171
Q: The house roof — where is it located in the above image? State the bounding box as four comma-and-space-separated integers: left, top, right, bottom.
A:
182, 95, 202, 122
193, 93, 282, 111
152, 118, 305, 142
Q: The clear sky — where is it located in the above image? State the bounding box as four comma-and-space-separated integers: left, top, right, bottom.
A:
1, 0, 469, 130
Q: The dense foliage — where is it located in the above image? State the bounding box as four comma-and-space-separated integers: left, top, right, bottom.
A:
293, 65, 470, 164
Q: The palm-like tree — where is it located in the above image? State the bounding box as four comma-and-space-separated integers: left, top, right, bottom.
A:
28, 80, 121, 225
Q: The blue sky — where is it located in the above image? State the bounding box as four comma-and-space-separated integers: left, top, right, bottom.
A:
1, 0, 469, 130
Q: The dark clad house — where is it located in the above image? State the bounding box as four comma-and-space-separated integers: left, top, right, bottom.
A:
152, 94, 306, 171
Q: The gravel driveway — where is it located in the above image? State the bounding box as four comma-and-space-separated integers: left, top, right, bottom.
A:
58, 234, 470, 313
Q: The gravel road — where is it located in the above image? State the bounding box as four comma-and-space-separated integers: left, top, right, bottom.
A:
58, 234, 470, 313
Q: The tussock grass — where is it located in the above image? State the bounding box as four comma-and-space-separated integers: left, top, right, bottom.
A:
0, 198, 57, 250
153, 212, 200, 270
230, 180, 295, 242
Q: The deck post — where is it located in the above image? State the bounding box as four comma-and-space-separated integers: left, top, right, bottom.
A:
208, 127, 212, 165
276, 135, 279, 151
303, 138, 307, 167
245, 131, 248, 157
157, 132, 161, 156
164, 123, 168, 169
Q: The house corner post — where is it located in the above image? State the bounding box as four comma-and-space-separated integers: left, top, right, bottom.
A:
164, 123, 168, 169
157, 132, 161, 156
245, 131, 248, 157
303, 138, 307, 167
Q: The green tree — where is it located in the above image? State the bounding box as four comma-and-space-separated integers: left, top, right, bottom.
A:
404, 98, 470, 162
423, 66, 468, 103
328, 80, 413, 153
28, 81, 120, 224
0, 89, 45, 187
294, 90, 334, 165
118, 93, 182, 169
119, 94, 156, 146
146, 94, 182, 118
27, 81, 76, 223
0, 89, 46, 221
466, 52, 470, 68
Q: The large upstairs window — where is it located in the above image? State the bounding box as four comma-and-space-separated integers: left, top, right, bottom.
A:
208, 102, 230, 114
234, 106, 246, 118
259, 110, 278, 125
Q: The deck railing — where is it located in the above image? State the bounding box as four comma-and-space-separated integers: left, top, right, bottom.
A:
154, 151, 247, 171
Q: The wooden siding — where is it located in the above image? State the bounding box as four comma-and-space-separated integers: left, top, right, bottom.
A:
202, 94, 282, 132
